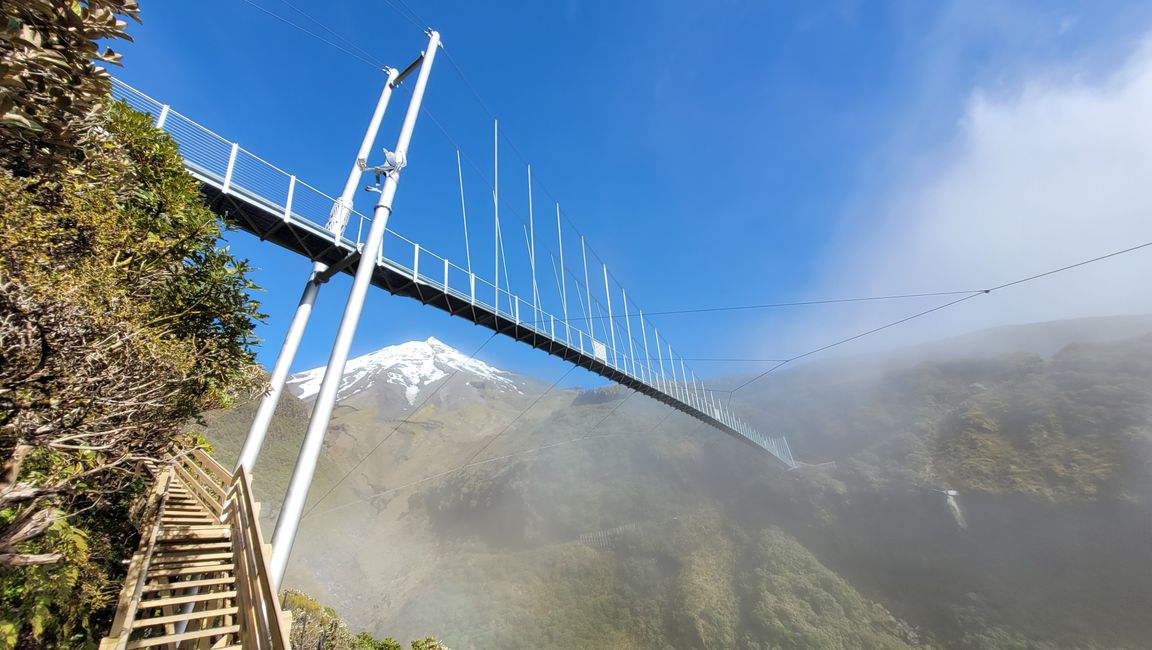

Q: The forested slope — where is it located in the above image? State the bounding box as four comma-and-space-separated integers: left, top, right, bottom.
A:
198, 323, 1152, 649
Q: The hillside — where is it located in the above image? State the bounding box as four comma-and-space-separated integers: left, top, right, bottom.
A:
738, 329, 1152, 649
196, 317, 1152, 649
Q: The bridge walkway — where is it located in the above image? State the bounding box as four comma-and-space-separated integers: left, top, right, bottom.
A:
107, 78, 795, 468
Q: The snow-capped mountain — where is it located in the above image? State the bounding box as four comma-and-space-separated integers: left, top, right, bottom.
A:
287, 337, 521, 405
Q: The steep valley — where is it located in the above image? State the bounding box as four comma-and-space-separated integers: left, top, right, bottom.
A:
195, 320, 1152, 649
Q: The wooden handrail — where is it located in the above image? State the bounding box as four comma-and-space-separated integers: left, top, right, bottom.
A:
101, 449, 291, 649
100, 464, 173, 650
230, 470, 291, 647
192, 448, 233, 485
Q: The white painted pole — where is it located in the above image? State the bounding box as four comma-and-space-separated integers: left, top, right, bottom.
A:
155, 104, 170, 129
527, 165, 539, 326
326, 66, 401, 237
639, 311, 653, 387
556, 205, 570, 343
456, 149, 472, 273
498, 221, 513, 313
681, 359, 690, 407
238, 280, 318, 470
603, 265, 617, 368
237, 67, 399, 475
655, 329, 667, 392
622, 288, 636, 379
493, 119, 501, 313
222, 143, 238, 194
269, 32, 439, 588
582, 237, 593, 342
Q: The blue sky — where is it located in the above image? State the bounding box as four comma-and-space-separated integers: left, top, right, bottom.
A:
114, 1, 1152, 392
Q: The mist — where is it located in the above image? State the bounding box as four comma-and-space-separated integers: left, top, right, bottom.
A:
771, 31, 1152, 362
198, 316, 1152, 648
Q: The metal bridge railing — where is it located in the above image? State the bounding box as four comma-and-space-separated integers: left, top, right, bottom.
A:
108, 78, 796, 469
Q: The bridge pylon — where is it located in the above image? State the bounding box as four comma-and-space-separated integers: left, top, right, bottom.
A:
260, 30, 441, 590
236, 65, 401, 478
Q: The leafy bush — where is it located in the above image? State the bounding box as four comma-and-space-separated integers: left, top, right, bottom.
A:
282, 590, 445, 650
0, 1, 264, 646
0, 0, 139, 176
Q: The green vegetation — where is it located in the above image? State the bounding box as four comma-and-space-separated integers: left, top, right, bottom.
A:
389, 508, 919, 649
737, 528, 918, 650
0, 2, 263, 647
745, 339, 1152, 501
211, 328, 1152, 649
0, 0, 139, 176
198, 379, 929, 648
737, 335, 1152, 649
282, 590, 447, 650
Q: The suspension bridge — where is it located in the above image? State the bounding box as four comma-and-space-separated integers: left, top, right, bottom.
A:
108, 70, 796, 468
101, 29, 794, 648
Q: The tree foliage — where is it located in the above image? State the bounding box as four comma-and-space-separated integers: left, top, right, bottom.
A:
282, 590, 447, 650
0, 1, 264, 647
0, 0, 139, 176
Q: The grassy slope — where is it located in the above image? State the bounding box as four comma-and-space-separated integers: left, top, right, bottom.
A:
737, 334, 1152, 648
193, 329, 1152, 649
195, 385, 918, 648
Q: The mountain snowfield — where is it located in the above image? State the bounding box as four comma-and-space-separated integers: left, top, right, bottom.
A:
286, 337, 521, 404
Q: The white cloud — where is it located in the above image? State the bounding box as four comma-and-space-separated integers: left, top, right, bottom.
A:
779, 35, 1152, 357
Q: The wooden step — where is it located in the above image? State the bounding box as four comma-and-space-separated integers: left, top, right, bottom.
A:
158, 527, 230, 541
142, 576, 235, 593
151, 541, 232, 553
148, 550, 233, 567
160, 510, 214, 516
150, 541, 231, 550
103, 458, 293, 649
159, 523, 228, 532
124, 624, 240, 648
149, 551, 233, 565
138, 589, 237, 609
148, 547, 233, 559
159, 518, 218, 527
160, 514, 216, 522
131, 606, 238, 628
146, 563, 234, 578
146, 558, 236, 573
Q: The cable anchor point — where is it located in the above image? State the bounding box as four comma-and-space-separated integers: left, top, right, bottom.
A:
363, 148, 407, 189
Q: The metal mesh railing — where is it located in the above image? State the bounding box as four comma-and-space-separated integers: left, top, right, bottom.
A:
107, 78, 795, 468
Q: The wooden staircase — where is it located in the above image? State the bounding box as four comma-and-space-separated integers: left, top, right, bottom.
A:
101, 450, 290, 650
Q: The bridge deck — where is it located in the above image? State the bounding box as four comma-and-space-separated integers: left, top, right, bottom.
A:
204, 179, 792, 464
112, 78, 796, 469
